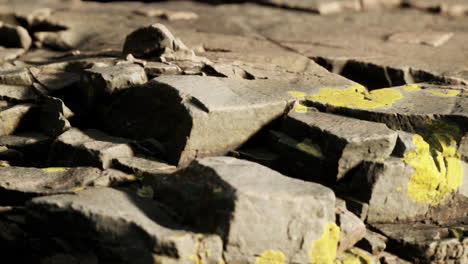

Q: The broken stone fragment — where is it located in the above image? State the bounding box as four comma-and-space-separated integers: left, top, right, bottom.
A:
112, 156, 176, 176
336, 205, 366, 253
0, 68, 33, 86
143, 61, 182, 78
26, 187, 223, 264
29, 66, 80, 91
80, 63, 147, 108
49, 127, 135, 169
356, 229, 387, 256
373, 223, 468, 263
0, 166, 130, 201
280, 111, 397, 182
153, 156, 336, 264
387, 31, 454, 47
0, 24, 31, 50
34, 96, 73, 137
0, 104, 32, 137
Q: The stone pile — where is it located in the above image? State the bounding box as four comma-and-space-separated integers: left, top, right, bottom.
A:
0, 0, 467, 263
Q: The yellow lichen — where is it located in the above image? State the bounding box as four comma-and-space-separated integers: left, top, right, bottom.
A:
255, 250, 286, 264
428, 89, 460, 97
401, 84, 421, 92
69, 186, 86, 192
448, 227, 464, 239
309, 222, 340, 264
297, 139, 324, 159
294, 102, 308, 113
402, 122, 463, 205
41, 167, 68, 172
307, 84, 403, 109
218, 259, 226, 264
288, 91, 307, 98
396, 186, 403, 191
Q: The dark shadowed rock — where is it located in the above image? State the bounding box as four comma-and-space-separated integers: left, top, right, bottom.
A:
27, 187, 224, 264
153, 156, 336, 263
0, 23, 31, 50
356, 229, 387, 256
0, 84, 39, 101
0, 104, 33, 136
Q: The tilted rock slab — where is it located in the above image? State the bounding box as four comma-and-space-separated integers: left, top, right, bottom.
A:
152, 156, 336, 264
0, 103, 32, 137
26, 187, 223, 264
100, 75, 353, 166
280, 111, 397, 182
49, 127, 135, 169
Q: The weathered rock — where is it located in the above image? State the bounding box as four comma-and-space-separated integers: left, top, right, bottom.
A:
80, 63, 147, 108
100, 74, 352, 166
33, 96, 73, 137
336, 205, 366, 253
29, 66, 80, 91
378, 251, 412, 264
0, 67, 33, 86
403, 0, 468, 16
0, 104, 33, 136
153, 156, 336, 263
134, 8, 199, 21
356, 229, 388, 256
280, 111, 397, 182
387, 31, 454, 47
0, 132, 51, 166
144, 61, 182, 78
0, 166, 131, 202
0, 47, 25, 62
112, 156, 176, 176
0, 84, 38, 101
373, 223, 468, 263
27, 187, 224, 264
259, 0, 361, 14
49, 128, 135, 169
34, 30, 81, 51
0, 23, 31, 50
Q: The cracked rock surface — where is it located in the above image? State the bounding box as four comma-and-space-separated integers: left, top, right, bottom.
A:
0, 0, 467, 263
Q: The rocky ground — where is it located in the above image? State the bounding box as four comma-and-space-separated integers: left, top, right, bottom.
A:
0, 0, 467, 263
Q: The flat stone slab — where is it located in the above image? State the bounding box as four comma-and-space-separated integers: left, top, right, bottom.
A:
100, 74, 353, 166
0, 104, 32, 136
153, 156, 336, 263
280, 111, 397, 182
49, 128, 135, 169
26, 187, 223, 264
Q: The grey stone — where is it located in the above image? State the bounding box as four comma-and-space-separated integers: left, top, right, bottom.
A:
356, 229, 387, 256
29, 66, 80, 91
336, 206, 366, 253
49, 128, 135, 169
403, 0, 468, 16
281, 111, 397, 181
34, 30, 81, 51
144, 61, 182, 78
0, 84, 38, 101
374, 223, 468, 263
0, 68, 33, 86
387, 31, 454, 47
0, 23, 31, 50
0, 104, 32, 136
112, 156, 176, 175
0, 166, 131, 197
80, 63, 147, 108
27, 187, 223, 264
100, 74, 352, 166
259, 0, 361, 14
153, 156, 336, 264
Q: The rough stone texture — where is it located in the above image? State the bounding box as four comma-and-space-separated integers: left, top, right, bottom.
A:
0, 67, 33, 86
30, 66, 80, 91
374, 223, 468, 263
0, 104, 32, 136
26, 187, 224, 264
112, 156, 176, 175
0, 23, 31, 50
49, 128, 135, 169
259, 0, 361, 14
336, 204, 367, 252
356, 229, 388, 256
80, 63, 148, 108
0, 166, 131, 199
0, 84, 38, 101
0, 132, 51, 166
100, 74, 352, 166
281, 111, 397, 182
403, 0, 468, 16
153, 156, 336, 264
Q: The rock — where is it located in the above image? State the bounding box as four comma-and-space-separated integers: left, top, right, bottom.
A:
80, 63, 147, 108
336, 206, 366, 253
29, 66, 80, 91
112, 156, 176, 175
378, 252, 412, 264
387, 31, 454, 47
134, 9, 199, 21
100, 75, 349, 166
34, 30, 81, 51
0, 47, 25, 62
373, 223, 468, 263
153, 156, 336, 263
0, 84, 39, 101
0, 132, 51, 166
403, 0, 468, 16
0, 24, 31, 50
27, 187, 223, 264
0, 67, 34, 86
259, 0, 361, 14
356, 229, 388, 256
0, 104, 33, 136
143, 61, 182, 78
280, 111, 397, 182
49, 128, 135, 169
0, 166, 132, 202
